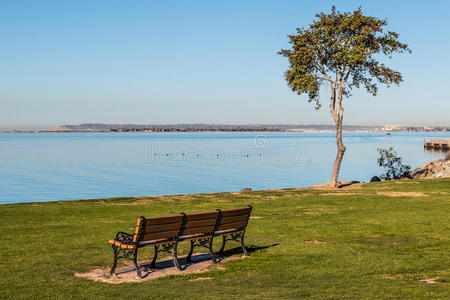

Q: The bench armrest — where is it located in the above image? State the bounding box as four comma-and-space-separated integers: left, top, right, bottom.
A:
114, 231, 135, 245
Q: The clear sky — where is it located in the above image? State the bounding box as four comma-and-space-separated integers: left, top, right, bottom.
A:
1, 0, 449, 130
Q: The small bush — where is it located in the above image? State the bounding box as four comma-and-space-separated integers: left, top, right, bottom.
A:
376, 147, 411, 180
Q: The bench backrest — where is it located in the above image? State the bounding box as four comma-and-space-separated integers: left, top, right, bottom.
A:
134, 214, 183, 243
216, 206, 252, 232
132, 206, 252, 243
180, 211, 220, 236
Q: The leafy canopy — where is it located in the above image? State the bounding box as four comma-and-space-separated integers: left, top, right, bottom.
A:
279, 6, 410, 109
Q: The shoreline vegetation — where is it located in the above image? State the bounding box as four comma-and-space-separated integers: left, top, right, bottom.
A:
2, 123, 450, 133
0, 178, 448, 298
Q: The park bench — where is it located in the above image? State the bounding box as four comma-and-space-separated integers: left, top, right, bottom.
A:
108, 205, 252, 277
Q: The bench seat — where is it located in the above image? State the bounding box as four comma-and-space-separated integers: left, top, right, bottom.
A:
109, 238, 177, 249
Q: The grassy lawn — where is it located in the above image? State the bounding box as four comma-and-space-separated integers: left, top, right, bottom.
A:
0, 178, 449, 299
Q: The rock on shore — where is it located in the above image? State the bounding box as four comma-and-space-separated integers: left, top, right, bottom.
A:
409, 158, 450, 179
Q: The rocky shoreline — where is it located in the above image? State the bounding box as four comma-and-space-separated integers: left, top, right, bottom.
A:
409, 157, 450, 179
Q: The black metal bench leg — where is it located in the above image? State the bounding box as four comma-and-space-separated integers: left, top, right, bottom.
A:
186, 240, 195, 264
172, 242, 182, 270
110, 245, 119, 276
133, 248, 143, 278
208, 237, 216, 264
150, 245, 158, 269
240, 232, 249, 256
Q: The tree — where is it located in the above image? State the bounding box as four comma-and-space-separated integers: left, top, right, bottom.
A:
279, 7, 410, 187
376, 147, 411, 180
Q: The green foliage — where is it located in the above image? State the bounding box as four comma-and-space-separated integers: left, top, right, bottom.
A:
377, 147, 411, 180
1, 179, 450, 298
279, 6, 410, 109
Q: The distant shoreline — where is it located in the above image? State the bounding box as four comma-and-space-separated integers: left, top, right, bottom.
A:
2, 130, 341, 133
0, 130, 429, 133
1, 129, 449, 133
2, 123, 449, 133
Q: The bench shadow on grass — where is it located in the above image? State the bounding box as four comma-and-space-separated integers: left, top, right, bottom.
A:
215, 243, 279, 263
121, 243, 279, 279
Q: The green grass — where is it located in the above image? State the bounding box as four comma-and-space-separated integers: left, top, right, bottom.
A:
0, 178, 449, 299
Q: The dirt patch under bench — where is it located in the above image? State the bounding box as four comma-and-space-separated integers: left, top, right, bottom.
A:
75, 253, 245, 284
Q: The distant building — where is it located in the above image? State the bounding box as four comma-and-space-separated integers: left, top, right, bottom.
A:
383, 124, 403, 131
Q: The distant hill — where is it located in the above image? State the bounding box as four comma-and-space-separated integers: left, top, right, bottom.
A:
52, 123, 380, 132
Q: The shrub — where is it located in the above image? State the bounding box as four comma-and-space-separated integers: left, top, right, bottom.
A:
376, 147, 411, 180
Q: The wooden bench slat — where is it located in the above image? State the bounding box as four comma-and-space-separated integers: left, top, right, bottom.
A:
145, 215, 183, 226
109, 239, 136, 249
185, 211, 219, 221
142, 230, 179, 241
220, 214, 248, 225
182, 225, 216, 236
133, 219, 144, 242
145, 222, 181, 233
220, 207, 251, 217
217, 221, 246, 231
183, 218, 218, 229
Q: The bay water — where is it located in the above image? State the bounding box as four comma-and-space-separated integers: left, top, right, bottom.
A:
0, 131, 448, 204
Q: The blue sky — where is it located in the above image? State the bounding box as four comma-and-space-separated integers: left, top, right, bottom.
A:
1, 0, 449, 130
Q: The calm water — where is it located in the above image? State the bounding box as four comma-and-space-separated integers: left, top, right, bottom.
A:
0, 132, 448, 204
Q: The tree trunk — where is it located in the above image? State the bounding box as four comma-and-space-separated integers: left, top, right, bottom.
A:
330, 120, 346, 187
